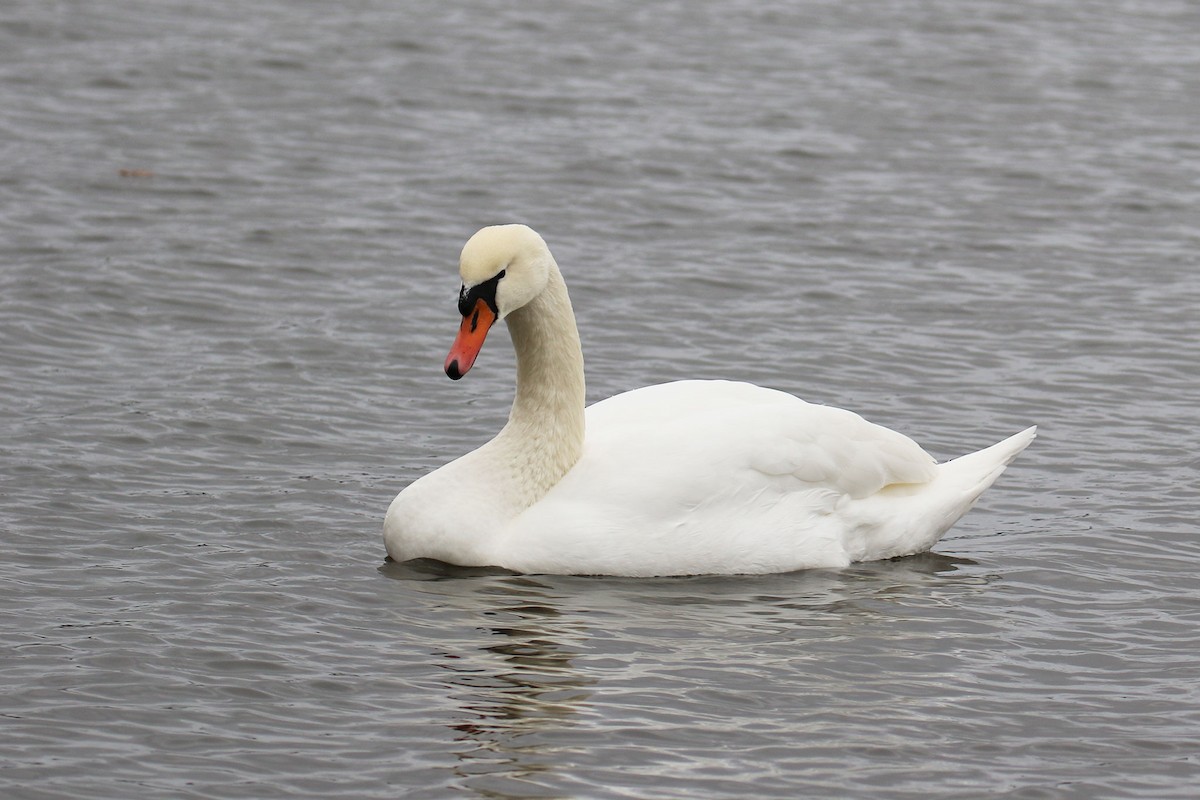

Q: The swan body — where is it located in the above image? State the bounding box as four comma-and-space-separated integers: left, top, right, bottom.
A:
384, 225, 1035, 577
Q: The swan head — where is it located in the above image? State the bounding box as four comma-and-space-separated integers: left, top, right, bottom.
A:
445, 224, 552, 380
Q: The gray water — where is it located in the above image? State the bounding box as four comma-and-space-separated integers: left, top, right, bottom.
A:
3, 0, 1199, 797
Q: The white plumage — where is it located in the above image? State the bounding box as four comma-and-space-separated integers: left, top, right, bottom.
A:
384, 225, 1035, 576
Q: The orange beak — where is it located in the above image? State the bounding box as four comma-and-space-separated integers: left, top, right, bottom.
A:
444, 298, 498, 380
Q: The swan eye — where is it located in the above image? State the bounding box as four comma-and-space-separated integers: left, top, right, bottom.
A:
457, 269, 506, 317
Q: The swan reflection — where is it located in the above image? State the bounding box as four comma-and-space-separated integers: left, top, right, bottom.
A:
380, 551, 989, 798
383, 560, 595, 797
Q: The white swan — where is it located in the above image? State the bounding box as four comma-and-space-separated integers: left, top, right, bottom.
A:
384, 224, 1035, 577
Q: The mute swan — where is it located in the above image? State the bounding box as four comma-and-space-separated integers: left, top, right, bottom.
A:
384, 224, 1035, 577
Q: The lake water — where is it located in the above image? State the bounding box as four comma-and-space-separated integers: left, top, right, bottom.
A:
3, 0, 1199, 797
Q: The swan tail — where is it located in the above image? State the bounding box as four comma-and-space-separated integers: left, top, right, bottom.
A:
939, 425, 1037, 501
913, 425, 1037, 550
849, 426, 1036, 562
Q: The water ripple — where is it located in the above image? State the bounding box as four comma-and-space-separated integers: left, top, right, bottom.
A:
4, 0, 1200, 797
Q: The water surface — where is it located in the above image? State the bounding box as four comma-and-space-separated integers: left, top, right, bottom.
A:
3, 1, 1199, 797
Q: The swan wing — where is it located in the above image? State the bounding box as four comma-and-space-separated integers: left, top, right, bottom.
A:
584, 380, 936, 496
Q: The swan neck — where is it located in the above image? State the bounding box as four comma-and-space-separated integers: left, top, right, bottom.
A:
498, 263, 585, 497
